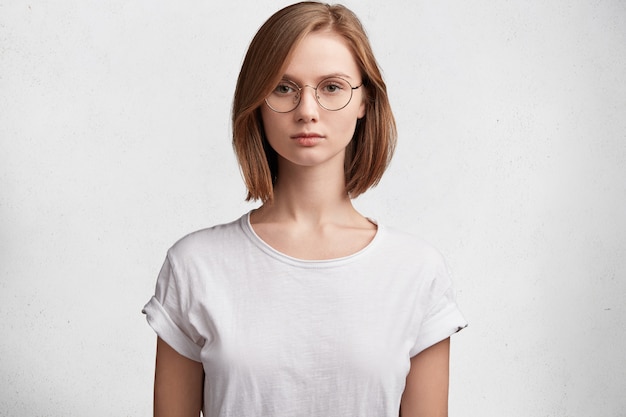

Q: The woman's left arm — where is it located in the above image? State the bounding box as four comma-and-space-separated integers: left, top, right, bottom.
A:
400, 337, 451, 417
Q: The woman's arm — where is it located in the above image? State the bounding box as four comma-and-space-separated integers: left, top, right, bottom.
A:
153, 337, 204, 417
400, 337, 451, 417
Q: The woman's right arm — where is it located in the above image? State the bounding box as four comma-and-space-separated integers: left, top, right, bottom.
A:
154, 337, 204, 417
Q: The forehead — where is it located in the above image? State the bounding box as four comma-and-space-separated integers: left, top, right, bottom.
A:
282, 31, 361, 81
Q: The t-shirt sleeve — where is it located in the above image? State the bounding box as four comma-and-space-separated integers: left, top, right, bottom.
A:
142, 254, 204, 362
409, 257, 468, 357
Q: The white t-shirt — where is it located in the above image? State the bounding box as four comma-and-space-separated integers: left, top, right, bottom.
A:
143, 212, 467, 417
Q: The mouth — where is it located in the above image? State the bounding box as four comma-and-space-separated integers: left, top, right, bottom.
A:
291, 132, 325, 147
290, 132, 324, 139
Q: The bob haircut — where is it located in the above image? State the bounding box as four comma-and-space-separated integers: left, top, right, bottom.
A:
232, 1, 396, 202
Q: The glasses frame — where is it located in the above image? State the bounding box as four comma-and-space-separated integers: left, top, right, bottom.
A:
264, 76, 363, 113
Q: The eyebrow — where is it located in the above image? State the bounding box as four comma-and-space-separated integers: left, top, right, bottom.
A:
281, 72, 355, 82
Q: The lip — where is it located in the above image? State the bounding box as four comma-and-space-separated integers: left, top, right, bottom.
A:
290, 132, 324, 139
290, 132, 325, 147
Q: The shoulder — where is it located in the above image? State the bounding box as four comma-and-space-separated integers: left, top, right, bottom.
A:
166, 213, 248, 264
378, 223, 447, 267
372, 223, 454, 292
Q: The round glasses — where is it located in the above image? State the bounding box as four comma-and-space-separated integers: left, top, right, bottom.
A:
265, 77, 363, 113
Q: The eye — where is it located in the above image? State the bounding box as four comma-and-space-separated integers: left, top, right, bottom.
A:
319, 78, 348, 94
274, 81, 298, 95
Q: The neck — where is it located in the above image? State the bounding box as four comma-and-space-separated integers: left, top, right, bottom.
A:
254, 157, 358, 225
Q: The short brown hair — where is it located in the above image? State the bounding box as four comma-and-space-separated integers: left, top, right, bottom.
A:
232, 1, 396, 202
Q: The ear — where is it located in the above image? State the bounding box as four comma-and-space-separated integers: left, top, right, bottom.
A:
357, 100, 366, 119
357, 103, 365, 119
356, 84, 367, 119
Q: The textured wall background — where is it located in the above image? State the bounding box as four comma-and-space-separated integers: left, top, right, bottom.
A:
1, 0, 625, 415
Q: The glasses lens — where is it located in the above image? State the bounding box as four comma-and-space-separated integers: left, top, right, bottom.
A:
266, 80, 300, 113
316, 77, 353, 111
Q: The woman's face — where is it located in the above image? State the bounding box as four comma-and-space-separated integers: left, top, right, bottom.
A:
260, 30, 366, 171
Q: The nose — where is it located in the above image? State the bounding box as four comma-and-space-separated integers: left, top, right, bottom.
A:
294, 85, 319, 122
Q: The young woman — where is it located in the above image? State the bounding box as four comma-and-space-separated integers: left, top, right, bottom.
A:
143, 2, 466, 416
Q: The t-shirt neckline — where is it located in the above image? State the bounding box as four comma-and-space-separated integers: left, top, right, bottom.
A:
240, 211, 382, 268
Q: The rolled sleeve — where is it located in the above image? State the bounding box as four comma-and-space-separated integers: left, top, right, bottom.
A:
409, 286, 467, 357
142, 254, 204, 362
142, 296, 202, 362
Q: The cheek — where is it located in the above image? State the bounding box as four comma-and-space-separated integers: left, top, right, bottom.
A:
330, 113, 361, 142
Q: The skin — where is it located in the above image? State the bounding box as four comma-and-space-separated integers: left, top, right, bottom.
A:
153, 30, 452, 417
400, 338, 451, 417
153, 337, 203, 417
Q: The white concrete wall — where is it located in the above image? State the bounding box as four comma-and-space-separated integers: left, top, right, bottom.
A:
1, 1, 625, 415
